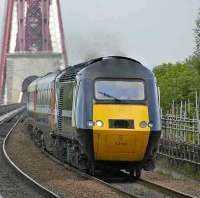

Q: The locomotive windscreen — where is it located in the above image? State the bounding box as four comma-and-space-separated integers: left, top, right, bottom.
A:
95, 80, 145, 101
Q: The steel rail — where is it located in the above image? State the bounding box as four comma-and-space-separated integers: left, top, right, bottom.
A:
3, 112, 60, 198
41, 150, 135, 198
0, 103, 23, 116
0, 106, 25, 125
137, 178, 198, 198
42, 149, 198, 198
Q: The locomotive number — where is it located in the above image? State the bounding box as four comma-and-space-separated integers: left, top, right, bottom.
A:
115, 135, 127, 146
115, 142, 128, 146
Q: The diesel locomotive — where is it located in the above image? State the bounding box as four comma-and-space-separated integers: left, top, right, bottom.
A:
27, 56, 161, 177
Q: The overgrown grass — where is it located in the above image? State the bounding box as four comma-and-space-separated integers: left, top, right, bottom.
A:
155, 156, 200, 181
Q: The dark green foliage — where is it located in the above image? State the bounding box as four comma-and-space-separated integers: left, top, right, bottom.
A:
191, 9, 200, 74
153, 62, 200, 111
188, 55, 200, 75
194, 9, 200, 56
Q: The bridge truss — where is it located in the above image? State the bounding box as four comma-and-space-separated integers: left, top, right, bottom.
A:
0, 0, 67, 100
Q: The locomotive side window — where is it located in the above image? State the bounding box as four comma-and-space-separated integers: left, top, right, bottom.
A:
95, 80, 145, 101
62, 82, 74, 111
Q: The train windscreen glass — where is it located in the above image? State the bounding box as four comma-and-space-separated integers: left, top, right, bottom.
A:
95, 80, 145, 101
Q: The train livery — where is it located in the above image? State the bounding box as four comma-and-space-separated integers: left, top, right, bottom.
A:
27, 56, 161, 177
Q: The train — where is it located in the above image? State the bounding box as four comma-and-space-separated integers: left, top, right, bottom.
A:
27, 56, 161, 177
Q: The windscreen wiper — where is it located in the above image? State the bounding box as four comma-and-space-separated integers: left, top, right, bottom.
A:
98, 91, 121, 102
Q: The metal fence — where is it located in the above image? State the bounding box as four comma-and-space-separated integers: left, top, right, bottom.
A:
158, 114, 200, 167
161, 114, 200, 144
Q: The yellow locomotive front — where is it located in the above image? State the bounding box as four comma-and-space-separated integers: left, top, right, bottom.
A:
93, 79, 150, 162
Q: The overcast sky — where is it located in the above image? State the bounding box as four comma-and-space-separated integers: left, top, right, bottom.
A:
0, 0, 199, 68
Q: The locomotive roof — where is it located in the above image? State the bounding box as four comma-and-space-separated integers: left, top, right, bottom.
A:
57, 56, 153, 82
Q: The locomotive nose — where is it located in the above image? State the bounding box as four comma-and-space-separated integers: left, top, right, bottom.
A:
93, 104, 151, 161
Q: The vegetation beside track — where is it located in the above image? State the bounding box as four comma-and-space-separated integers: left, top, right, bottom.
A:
155, 157, 200, 182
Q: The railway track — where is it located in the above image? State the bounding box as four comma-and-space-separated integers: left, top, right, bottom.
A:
3, 111, 198, 198
109, 173, 197, 198
0, 104, 23, 117
139, 179, 198, 198
42, 149, 198, 198
0, 106, 59, 198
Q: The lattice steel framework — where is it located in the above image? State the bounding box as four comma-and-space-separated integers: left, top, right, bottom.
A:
0, 0, 67, 98
16, 0, 51, 51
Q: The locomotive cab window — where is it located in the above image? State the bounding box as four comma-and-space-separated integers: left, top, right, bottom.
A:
95, 80, 145, 101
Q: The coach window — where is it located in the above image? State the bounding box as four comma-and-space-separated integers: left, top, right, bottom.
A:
44, 90, 46, 105
39, 91, 41, 105
41, 90, 43, 105
45, 90, 47, 105
38, 91, 41, 105
43, 90, 45, 105
63, 81, 74, 112
41, 91, 42, 105
47, 89, 50, 105
41, 91, 44, 105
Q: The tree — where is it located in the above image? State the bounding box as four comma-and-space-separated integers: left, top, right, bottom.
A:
190, 9, 200, 74
194, 9, 200, 56
153, 62, 200, 111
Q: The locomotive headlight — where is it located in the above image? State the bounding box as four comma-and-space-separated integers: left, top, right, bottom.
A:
87, 121, 94, 127
139, 121, 147, 128
148, 122, 154, 128
96, 120, 104, 127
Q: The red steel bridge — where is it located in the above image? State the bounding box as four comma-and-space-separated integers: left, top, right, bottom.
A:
0, 0, 67, 103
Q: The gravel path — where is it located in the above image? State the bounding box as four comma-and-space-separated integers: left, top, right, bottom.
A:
6, 119, 130, 198
0, 116, 46, 198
